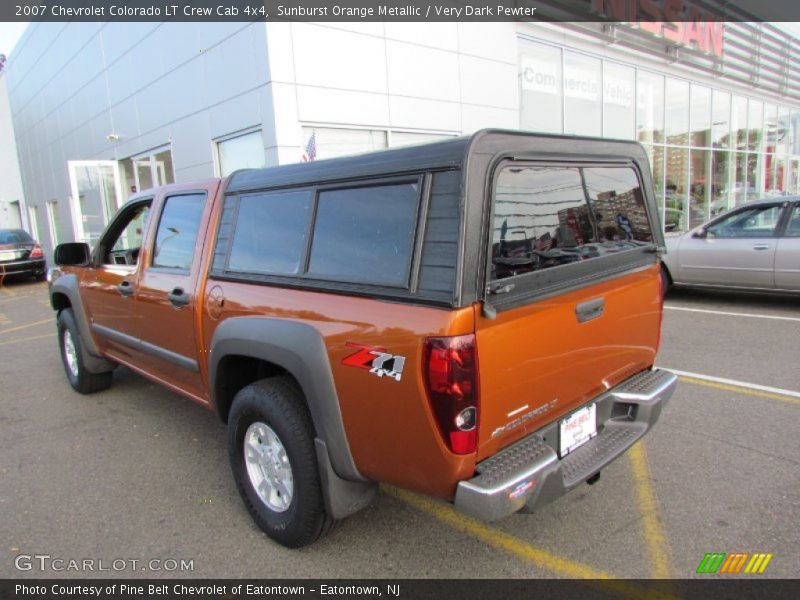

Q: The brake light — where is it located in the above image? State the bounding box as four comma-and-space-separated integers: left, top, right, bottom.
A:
423, 334, 479, 455
29, 244, 44, 259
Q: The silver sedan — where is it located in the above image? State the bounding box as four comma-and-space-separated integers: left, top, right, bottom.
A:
661, 197, 800, 293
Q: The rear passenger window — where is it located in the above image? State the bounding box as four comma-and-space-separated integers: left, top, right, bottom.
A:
228, 190, 312, 275
491, 165, 652, 281
308, 182, 419, 286
152, 193, 205, 270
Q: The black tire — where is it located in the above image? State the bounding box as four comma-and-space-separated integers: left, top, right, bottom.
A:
34, 271, 47, 282
57, 308, 113, 394
228, 377, 336, 548
660, 263, 672, 299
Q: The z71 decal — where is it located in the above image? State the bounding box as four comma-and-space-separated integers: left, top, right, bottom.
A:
342, 343, 406, 382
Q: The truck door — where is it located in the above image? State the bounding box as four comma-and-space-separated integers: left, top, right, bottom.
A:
79, 198, 152, 364
133, 182, 219, 403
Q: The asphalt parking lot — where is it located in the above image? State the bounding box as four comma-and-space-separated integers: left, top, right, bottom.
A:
0, 278, 798, 580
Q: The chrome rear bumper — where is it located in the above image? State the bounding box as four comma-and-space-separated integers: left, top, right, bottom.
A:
454, 368, 677, 522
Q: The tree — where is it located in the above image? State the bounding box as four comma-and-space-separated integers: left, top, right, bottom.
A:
0, 54, 6, 73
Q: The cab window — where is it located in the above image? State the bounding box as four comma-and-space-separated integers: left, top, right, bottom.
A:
101, 202, 151, 266
151, 193, 206, 270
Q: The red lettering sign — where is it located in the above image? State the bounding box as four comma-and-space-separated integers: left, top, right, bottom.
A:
591, 0, 725, 58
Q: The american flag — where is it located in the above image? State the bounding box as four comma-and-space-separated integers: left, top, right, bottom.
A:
302, 131, 317, 162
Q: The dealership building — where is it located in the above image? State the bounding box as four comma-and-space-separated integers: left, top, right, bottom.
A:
4, 4, 800, 255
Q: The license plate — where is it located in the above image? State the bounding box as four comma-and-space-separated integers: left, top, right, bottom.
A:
0, 250, 17, 262
559, 403, 597, 457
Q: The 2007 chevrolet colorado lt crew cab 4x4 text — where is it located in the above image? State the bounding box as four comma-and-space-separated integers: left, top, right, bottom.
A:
49, 130, 677, 547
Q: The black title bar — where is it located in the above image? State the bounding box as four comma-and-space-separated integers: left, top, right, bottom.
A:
4, 0, 800, 23
4, 579, 800, 600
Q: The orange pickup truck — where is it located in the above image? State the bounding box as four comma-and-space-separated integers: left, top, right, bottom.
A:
49, 130, 676, 547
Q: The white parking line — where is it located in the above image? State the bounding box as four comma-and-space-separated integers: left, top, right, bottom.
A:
664, 368, 800, 400
664, 305, 800, 323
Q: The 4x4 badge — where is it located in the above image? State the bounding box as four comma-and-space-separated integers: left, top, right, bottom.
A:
343, 343, 406, 382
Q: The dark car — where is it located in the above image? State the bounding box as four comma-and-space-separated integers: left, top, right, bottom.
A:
0, 229, 47, 281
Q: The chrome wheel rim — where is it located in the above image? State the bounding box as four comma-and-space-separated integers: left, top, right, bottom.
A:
244, 422, 293, 513
63, 330, 79, 377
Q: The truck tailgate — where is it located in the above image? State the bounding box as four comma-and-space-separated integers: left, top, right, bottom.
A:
475, 265, 661, 461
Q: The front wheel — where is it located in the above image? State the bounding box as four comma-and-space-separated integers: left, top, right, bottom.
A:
57, 309, 113, 394
228, 377, 337, 548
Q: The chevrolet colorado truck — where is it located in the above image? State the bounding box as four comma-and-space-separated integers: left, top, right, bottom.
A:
49, 130, 676, 548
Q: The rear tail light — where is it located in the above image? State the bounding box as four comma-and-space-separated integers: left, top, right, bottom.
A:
29, 244, 44, 259
423, 334, 480, 455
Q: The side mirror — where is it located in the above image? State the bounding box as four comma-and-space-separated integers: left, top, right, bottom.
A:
54, 242, 91, 266
692, 228, 707, 239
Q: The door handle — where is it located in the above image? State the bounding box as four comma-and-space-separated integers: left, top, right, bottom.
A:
167, 287, 191, 308
117, 280, 134, 297
576, 297, 605, 323
752, 244, 771, 251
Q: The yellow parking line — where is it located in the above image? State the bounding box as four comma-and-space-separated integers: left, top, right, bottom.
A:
387, 485, 612, 578
387, 486, 677, 599
0, 332, 56, 346
629, 442, 674, 579
0, 318, 53, 335
679, 375, 800, 406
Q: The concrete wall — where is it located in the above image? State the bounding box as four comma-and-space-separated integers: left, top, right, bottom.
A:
0, 73, 27, 231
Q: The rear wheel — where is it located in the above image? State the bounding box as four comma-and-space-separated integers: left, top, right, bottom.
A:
57, 309, 113, 394
228, 377, 336, 548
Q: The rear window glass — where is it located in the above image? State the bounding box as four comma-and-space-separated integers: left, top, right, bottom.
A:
491, 165, 652, 281
308, 182, 419, 286
228, 190, 312, 275
0, 229, 33, 244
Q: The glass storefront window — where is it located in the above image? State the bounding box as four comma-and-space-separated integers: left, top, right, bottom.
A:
763, 104, 778, 154
711, 151, 731, 216
690, 85, 711, 148
734, 152, 748, 205
689, 149, 710, 228
154, 149, 175, 185
732, 96, 748, 150
665, 147, 688, 232
665, 79, 690, 146
217, 130, 266, 176
603, 62, 635, 140
747, 152, 763, 197
563, 52, 601, 136
636, 71, 664, 144
789, 159, 800, 195
763, 153, 777, 195
747, 100, 763, 152
520, 41, 563, 134
301, 126, 387, 159
643, 145, 665, 227
776, 106, 791, 156
774, 155, 787, 194
711, 91, 730, 148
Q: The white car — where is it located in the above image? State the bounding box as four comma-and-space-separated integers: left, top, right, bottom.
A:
661, 197, 800, 293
